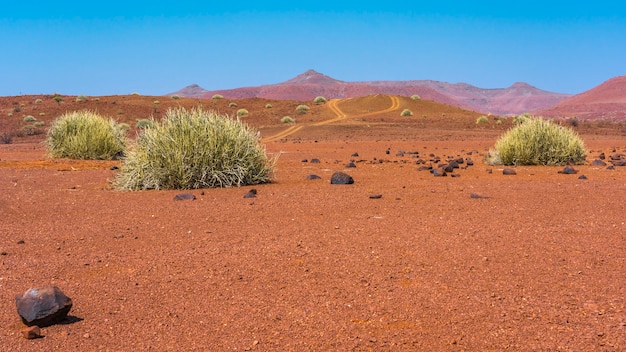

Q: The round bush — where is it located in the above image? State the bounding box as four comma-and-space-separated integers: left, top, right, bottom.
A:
476, 116, 489, 124
296, 105, 310, 114
487, 117, 586, 166
410, 95, 421, 101
281, 116, 295, 123
46, 111, 126, 160
236, 108, 249, 117
23, 115, 36, 122
212, 94, 224, 100
401, 109, 413, 117
114, 107, 276, 190
313, 96, 327, 104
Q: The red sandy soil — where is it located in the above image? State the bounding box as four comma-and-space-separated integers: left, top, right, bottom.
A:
1, 95, 625, 351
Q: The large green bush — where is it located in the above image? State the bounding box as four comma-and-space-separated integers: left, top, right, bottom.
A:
487, 116, 586, 166
46, 111, 126, 160
114, 107, 276, 190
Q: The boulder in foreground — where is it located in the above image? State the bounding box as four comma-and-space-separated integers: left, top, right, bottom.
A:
16, 286, 73, 327
331, 172, 354, 184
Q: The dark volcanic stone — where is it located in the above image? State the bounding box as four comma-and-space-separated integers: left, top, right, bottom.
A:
306, 174, 322, 180
470, 193, 489, 199
465, 158, 474, 166
502, 168, 517, 175
613, 159, 626, 166
351, 152, 359, 157
369, 194, 383, 199
110, 165, 119, 170
330, 172, 354, 184
21, 326, 42, 339
345, 161, 357, 168
243, 189, 257, 198
173, 193, 196, 201
591, 159, 607, 166
559, 165, 578, 174
578, 175, 588, 180
417, 165, 432, 171
443, 164, 455, 173
450, 173, 461, 178
431, 168, 447, 177
310, 158, 321, 164
16, 286, 73, 327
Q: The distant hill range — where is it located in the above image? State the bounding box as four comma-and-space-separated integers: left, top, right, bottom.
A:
169, 69, 572, 116
533, 75, 626, 121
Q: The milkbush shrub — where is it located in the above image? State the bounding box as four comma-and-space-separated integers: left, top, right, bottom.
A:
23, 115, 36, 122
476, 116, 489, 124
114, 107, 276, 190
410, 95, 421, 101
281, 116, 295, 123
487, 116, 586, 166
46, 111, 127, 160
296, 105, 310, 114
136, 119, 155, 129
401, 109, 413, 116
236, 108, 249, 117
212, 94, 224, 100
313, 96, 327, 104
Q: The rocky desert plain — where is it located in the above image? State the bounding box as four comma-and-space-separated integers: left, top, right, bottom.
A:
1, 72, 625, 351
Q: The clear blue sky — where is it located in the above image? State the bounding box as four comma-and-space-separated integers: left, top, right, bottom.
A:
1, 1, 625, 96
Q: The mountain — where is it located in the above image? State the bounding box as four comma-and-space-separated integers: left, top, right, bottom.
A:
534, 75, 626, 120
169, 69, 571, 115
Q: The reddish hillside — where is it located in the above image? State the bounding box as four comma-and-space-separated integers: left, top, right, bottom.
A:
170, 70, 571, 115
534, 75, 626, 121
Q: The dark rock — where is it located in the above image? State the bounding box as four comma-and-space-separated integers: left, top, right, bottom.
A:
607, 165, 615, 170
578, 175, 588, 180
612, 159, 626, 166
109, 165, 119, 170
21, 326, 42, 339
385, 148, 390, 155
396, 150, 405, 157
431, 168, 447, 177
16, 286, 73, 327
465, 158, 474, 166
470, 193, 489, 199
417, 165, 432, 171
301, 159, 308, 163
345, 161, 356, 168
17, 240, 25, 245
559, 165, 578, 174
330, 172, 354, 184
443, 164, 455, 173
502, 168, 517, 175
310, 158, 321, 164
243, 189, 257, 198
598, 152, 605, 160
369, 194, 383, 199
454, 158, 464, 164
486, 168, 493, 174
306, 174, 322, 180
173, 193, 196, 201
351, 152, 359, 157
591, 159, 607, 166
450, 173, 461, 178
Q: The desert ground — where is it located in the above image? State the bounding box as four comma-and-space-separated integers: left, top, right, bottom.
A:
1, 94, 625, 351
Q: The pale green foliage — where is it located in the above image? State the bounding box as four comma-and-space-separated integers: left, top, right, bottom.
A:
34, 121, 45, 127
170, 95, 180, 100
46, 111, 127, 160
76, 95, 88, 102
114, 107, 276, 190
229, 102, 238, 108
313, 96, 327, 104
513, 113, 531, 125
296, 105, 310, 114
401, 109, 413, 116
34, 98, 43, 104
476, 116, 489, 124
265, 104, 273, 109
281, 116, 295, 123
487, 116, 586, 166
23, 115, 36, 122
237, 108, 249, 117
212, 94, 224, 100
410, 95, 421, 101
136, 119, 155, 129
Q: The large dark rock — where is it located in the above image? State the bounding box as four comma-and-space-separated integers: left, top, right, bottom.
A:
591, 159, 607, 166
559, 165, 578, 174
330, 172, 354, 184
16, 286, 73, 327
502, 168, 517, 175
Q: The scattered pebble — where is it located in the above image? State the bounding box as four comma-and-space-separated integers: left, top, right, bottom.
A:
502, 168, 516, 175
173, 193, 196, 201
243, 189, 257, 198
306, 174, 322, 180
21, 326, 41, 340
369, 194, 382, 199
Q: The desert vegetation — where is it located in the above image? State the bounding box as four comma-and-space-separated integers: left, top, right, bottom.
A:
476, 115, 489, 124
46, 110, 127, 160
281, 116, 295, 123
296, 104, 310, 114
410, 95, 421, 101
487, 116, 586, 166
237, 108, 249, 117
401, 109, 413, 116
114, 107, 275, 190
313, 96, 327, 104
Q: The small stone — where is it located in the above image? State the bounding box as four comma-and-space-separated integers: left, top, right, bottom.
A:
243, 189, 257, 198
470, 193, 489, 199
330, 172, 354, 184
486, 168, 493, 174
345, 161, 356, 168
109, 165, 119, 170
21, 326, 41, 339
559, 165, 578, 174
173, 193, 196, 201
431, 168, 447, 177
578, 174, 588, 180
450, 173, 461, 178
306, 174, 322, 180
310, 158, 321, 164
16, 286, 73, 327
351, 152, 359, 157
591, 159, 607, 166
369, 194, 383, 199
502, 168, 516, 175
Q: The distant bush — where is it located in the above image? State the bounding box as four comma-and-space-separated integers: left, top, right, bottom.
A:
34, 121, 46, 127
313, 96, 327, 104
76, 95, 88, 102
114, 107, 276, 190
170, 95, 180, 100
23, 115, 36, 122
212, 94, 224, 100
410, 95, 421, 101
131, 92, 140, 96
229, 102, 238, 108
401, 109, 413, 117
53, 96, 63, 104
136, 119, 155, 129
0, 132, 13, 144
486, 116, 586, 166
513, 113, 531, 125
236, 108, 249, 117
34, 98, 43, 104
296, 105, 310, 114
46, 111, 127, 160
476, 116, 489, 124
281, 116, 295, 123
39, 112, 46, 116
265, 104, 273, 109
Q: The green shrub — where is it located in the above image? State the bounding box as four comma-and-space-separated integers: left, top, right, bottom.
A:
170, 95, 180, 100
46, 111, 126, 160
212, 94, 224, 100
410, 95, 421, 101
136, 119, 155, 129
487, 117, 586, 166
39, 112, 46, 116
76, 95, 88, 102
476, 116, 489, 124
114, 107, 276, 190
34, 121, 45, 127
53, 96, 63, 104
296, 105, 310, 114
313, 96, 327, 104
401, 109, 413, 117
23, 115, 36, 122
34, 98, 43, 104
513, 113, 531, 125
236, 108, 249, 117
281, 116, 295, 123
265, 104, 273, 109
229, 102, 238, 108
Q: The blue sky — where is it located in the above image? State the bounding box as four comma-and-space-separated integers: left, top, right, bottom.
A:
1, 1, 625, 96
